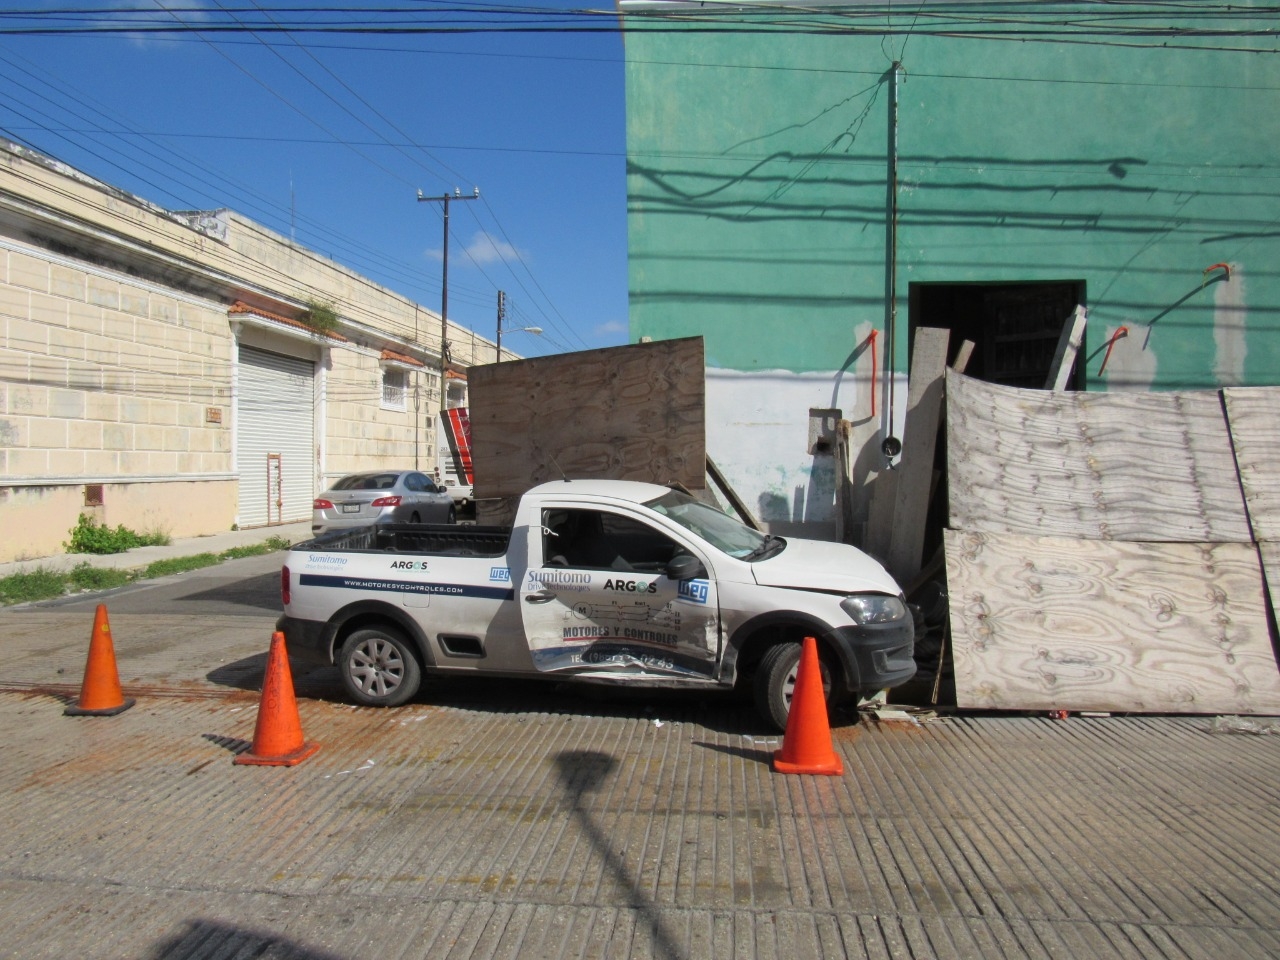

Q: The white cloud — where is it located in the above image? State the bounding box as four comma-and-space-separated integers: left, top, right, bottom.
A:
594, 319, 629, 338
462, 231, 521, 266
111, 0, 210, 46
423, 231, 521, 267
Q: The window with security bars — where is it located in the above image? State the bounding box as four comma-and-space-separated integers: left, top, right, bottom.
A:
381, 367, 407, 411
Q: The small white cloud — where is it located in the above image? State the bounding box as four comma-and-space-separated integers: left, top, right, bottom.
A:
423, 232, 520, 266
462, 231, 521, 265
594, 320, 628, 337
113, 0, 210, 45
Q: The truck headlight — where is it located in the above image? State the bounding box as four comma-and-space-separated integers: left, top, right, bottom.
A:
841, 594, 907, 625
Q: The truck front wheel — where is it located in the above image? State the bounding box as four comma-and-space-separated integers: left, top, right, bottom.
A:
754, 642, 834, 732
339, 626, 422, 707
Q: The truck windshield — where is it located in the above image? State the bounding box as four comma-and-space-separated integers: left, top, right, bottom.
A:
643, 490, 779, 560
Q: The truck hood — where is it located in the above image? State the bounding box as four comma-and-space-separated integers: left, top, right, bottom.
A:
750, 537, 901, 596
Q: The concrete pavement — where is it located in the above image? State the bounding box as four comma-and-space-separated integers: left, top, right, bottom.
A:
0, 582, 1278, 957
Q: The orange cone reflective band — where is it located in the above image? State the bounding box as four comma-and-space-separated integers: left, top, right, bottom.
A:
65, 604, 135, 716
235, 631, 319, 767
772, 636, 843, 776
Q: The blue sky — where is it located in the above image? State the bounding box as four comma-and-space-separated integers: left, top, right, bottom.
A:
0, 2, 630, 358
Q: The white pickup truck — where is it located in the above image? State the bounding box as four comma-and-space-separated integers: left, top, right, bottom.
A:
278, 479, 916, 730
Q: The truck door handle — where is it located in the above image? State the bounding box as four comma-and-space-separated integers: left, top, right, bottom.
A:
524, 590, 556, 604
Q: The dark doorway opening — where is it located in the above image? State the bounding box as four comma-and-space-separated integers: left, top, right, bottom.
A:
909, 281, 1086, 389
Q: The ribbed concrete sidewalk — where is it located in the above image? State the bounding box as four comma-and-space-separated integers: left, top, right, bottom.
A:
0, 521, 311, 579
1, 604, 1278, 959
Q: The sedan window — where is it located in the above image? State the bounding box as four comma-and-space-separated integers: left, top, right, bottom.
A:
334, 473, 400, 491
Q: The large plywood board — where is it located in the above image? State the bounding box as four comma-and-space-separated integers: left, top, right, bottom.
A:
1223, 387, 1280, 543
944, 530, 1280, 714
947, 370, 1251, 543
468, 337, 705, 500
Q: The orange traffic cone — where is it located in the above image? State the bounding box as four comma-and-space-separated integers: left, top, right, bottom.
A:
65, 604, 135, 716
772, 636, 843, 775
234, 631, 319, 766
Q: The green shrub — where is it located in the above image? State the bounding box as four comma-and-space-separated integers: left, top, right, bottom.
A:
65, 514, 169, 554
304, 299, 341, 335
143, 553, 221, 578
67, 563, 134, 592
0, 567, 66, 605
220, 536, 293, 561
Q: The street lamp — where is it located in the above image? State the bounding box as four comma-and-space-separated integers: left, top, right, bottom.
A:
495, 290, 541, 361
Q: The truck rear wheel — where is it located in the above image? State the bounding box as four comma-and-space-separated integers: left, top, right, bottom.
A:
754, 641, 834, 732
339, 626, 421, 707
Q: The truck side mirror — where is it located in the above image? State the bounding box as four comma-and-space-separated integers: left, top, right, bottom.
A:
666, 554, 706, 581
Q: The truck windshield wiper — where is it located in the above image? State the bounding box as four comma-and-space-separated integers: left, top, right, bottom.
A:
742, 534, 784, 561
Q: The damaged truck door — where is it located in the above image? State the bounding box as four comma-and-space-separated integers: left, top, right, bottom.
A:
520, 504, 721, 679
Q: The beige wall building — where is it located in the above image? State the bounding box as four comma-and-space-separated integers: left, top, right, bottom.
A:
0, 140, 498, 563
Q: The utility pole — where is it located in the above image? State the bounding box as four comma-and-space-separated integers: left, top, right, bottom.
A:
496, 290, 506, 362
417, 186, 479, 412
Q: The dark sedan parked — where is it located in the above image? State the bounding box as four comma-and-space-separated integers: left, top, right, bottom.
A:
312, 470, 456, 534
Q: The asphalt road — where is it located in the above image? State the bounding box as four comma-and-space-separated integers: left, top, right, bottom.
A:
20, 550, 288, 618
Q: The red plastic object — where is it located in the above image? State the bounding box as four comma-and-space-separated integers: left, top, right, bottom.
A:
234, 631, 320, 767
773, 636, 844, 776
65, 604, 135, 717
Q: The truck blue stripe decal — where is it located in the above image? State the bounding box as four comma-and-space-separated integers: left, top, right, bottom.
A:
299, 573, 514, 601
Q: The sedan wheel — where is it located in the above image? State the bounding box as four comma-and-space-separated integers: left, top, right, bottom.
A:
339, 626, 421, 707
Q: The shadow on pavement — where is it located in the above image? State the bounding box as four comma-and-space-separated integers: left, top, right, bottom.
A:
554, 750, 686, 960
204, 652, 779, 735
174, 571, 283, 612
145, 918, 350, 960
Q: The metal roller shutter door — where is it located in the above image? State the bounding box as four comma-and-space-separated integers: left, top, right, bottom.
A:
237, 346, 315, 527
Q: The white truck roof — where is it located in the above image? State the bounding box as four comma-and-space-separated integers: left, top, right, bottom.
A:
525, 478, 674, 505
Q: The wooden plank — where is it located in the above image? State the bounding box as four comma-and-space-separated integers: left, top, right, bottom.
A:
944, 529, 1280, 714
706, 455, 762, 531
946, 370, 1252, 543
468, 337, 706, 502
834, 420, 856, 544
885, 326, 950, 584
862, 460, 895, 564
1045, 305, 1086, 390
952, 339, 975, 375
1223, 387, 1280, 543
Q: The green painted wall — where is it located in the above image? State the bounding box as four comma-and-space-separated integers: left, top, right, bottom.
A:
624, 6, 1280, 390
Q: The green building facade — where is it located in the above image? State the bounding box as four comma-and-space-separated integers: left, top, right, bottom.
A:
621, 0, 1280, 535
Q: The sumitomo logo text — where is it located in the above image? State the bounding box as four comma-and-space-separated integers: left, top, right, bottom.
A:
528, 569, 592, 592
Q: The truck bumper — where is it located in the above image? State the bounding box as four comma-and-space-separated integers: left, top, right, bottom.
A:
831, 619, 917, 694
276, 615, 333, 666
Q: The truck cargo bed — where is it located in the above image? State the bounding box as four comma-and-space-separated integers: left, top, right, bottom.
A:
297, 523, 511, 557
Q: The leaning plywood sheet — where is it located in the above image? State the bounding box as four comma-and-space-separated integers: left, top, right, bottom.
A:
468, 337, 706, 501
1223, 387, 1280, 543
947, 370, 1252, 542
945, 530, 1280, 714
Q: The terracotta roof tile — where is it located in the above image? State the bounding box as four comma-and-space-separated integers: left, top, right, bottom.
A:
228, 300, 349, 342
381, 348, 424, 367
